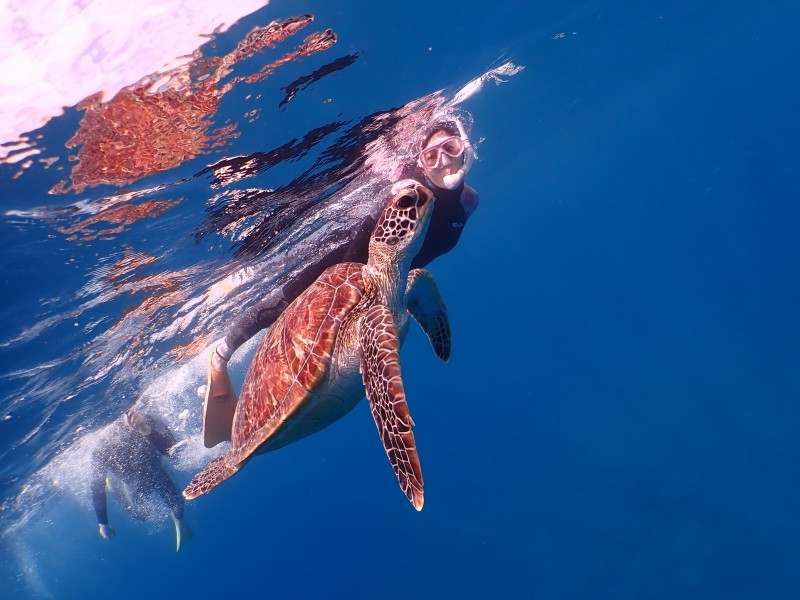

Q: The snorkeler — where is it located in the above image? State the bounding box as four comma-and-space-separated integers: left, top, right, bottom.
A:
202, 116, 479, 447
90, 407, 191, 551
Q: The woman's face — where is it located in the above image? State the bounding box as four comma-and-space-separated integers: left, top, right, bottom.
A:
421, 130, 466, 190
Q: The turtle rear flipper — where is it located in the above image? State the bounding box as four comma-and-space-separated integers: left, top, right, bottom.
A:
183, 454, 241, 500
406, 269, 451, 362
360, 304, 424, 511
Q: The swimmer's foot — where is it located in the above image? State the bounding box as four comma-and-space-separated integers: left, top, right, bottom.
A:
171, 514, 192, 552
202, 348, 238, 448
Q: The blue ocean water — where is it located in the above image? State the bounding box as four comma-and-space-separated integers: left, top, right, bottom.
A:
1, 1, 799, 598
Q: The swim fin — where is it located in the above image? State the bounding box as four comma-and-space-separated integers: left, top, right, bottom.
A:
171, 514, 192, 552
202, 351, 238, 448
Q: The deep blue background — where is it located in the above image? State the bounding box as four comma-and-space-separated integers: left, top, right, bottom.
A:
2, 0, 800, 598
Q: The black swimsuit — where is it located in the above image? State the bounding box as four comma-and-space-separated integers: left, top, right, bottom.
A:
412, 180, 468, 268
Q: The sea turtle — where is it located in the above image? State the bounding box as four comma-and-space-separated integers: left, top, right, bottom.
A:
183, 182, 451, 510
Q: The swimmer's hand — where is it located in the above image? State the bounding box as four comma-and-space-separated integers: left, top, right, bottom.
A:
98, 523, 115, 540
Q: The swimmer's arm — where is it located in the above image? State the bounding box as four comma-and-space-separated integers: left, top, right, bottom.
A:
461, 185, 479, 218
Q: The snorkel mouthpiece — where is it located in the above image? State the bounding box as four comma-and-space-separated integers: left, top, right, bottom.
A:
441, 169, 466, 189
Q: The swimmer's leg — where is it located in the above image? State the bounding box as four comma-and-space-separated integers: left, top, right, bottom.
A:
203, 288, 288, 448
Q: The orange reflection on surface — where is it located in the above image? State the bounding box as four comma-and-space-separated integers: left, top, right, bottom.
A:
167, 334, 214, 361
65, 87, 225, 193
227, 29, 337, 90
220, 14, 314, 71
59, 15, 336, 194
106, 249, 159, 282
114, 268, 195, 324
57, 199, 180, 241
133, 286, 187, 315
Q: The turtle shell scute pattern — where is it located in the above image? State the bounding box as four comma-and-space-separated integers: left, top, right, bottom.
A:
231, 262, 364, 452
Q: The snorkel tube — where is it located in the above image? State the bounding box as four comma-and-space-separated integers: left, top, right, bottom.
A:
441, 117, 475, 189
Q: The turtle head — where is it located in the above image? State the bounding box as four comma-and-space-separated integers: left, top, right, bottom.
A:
368, 182, 435, 268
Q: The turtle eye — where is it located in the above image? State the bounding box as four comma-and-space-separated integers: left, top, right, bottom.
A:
396, 193, 416, 209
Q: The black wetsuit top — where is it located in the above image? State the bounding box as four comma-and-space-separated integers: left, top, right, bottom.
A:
90, 418, 182, 525
412, 181, 469, 267
221, 175, 472, 355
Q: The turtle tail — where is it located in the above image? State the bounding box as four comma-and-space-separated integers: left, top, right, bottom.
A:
183, 453, 241, 501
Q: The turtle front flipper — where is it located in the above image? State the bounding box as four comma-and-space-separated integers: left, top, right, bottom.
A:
359, 304, 424, 511
406, 268, 451, 361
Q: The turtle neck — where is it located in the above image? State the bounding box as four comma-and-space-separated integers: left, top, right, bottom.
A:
337, 170, 469, 270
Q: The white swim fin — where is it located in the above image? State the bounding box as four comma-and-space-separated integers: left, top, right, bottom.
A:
171, 514, 192, 552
